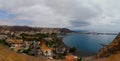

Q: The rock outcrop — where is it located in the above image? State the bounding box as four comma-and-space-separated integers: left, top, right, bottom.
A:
83, 33, 120, 61
97, 33, 120, 57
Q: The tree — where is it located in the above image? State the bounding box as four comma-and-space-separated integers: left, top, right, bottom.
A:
78, 57, 82, 61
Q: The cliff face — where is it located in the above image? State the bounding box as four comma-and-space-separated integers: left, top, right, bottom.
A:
97, 33, 120, 57
0, 25, 72, 34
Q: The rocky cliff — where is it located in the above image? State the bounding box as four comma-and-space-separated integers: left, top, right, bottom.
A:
97, 33, 120, 57
83, 33, 120, 61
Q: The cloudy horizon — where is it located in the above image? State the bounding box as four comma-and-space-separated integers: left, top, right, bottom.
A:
0, 0, 120, 32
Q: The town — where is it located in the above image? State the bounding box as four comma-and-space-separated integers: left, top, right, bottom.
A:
0, 25, 81, 61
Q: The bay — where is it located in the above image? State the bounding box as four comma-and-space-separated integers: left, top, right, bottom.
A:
63, 33, 117, 53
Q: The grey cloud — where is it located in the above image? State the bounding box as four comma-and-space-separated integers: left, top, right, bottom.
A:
44, 0, 100, 22
70, 20, 90, 27
0, 0, 120, 32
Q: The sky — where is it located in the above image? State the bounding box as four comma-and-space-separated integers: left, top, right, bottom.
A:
0, 0, 120, 32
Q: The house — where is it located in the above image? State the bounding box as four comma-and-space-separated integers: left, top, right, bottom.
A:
6, 38, 23, 44
29, 41, 42, 56
7, 38, 23, 52
24, 36, 39, 40
44, 37, 53, 41
0, 35, 7, 40
11, 44, 22, 52
65, 54, 78, 61
56, 46, 66, 54
22, 41, 30, 50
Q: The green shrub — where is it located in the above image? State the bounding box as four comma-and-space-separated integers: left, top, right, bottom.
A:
78, 57, 82, 61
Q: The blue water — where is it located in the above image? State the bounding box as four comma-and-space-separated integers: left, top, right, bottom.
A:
63, 33, 117, 53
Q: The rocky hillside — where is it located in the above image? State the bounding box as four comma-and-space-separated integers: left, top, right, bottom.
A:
96, 33, 120, 57
83, 33, 120, 61
0, 25, 72, 34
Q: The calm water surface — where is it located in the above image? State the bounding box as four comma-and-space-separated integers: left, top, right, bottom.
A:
63, 33, 117, 53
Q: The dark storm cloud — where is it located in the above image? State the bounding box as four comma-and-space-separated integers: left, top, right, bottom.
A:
44, 0, 100, 26
70, 20, 90, 27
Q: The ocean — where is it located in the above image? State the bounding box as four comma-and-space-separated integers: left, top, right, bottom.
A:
63, 33, 117, 53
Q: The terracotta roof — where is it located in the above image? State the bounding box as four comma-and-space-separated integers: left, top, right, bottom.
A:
7, 38, 23, 44
65, 54, 77, 61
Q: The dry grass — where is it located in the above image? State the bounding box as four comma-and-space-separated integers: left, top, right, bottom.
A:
83, 52, 120, 61
0, 44, 64, 61
0, 45, 47, 61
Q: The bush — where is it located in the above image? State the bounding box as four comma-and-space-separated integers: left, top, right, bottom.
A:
69, 47, 76, 53
78, 57, 82, 61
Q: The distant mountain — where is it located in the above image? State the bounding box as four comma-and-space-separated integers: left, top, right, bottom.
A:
0, 25, 72, 34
